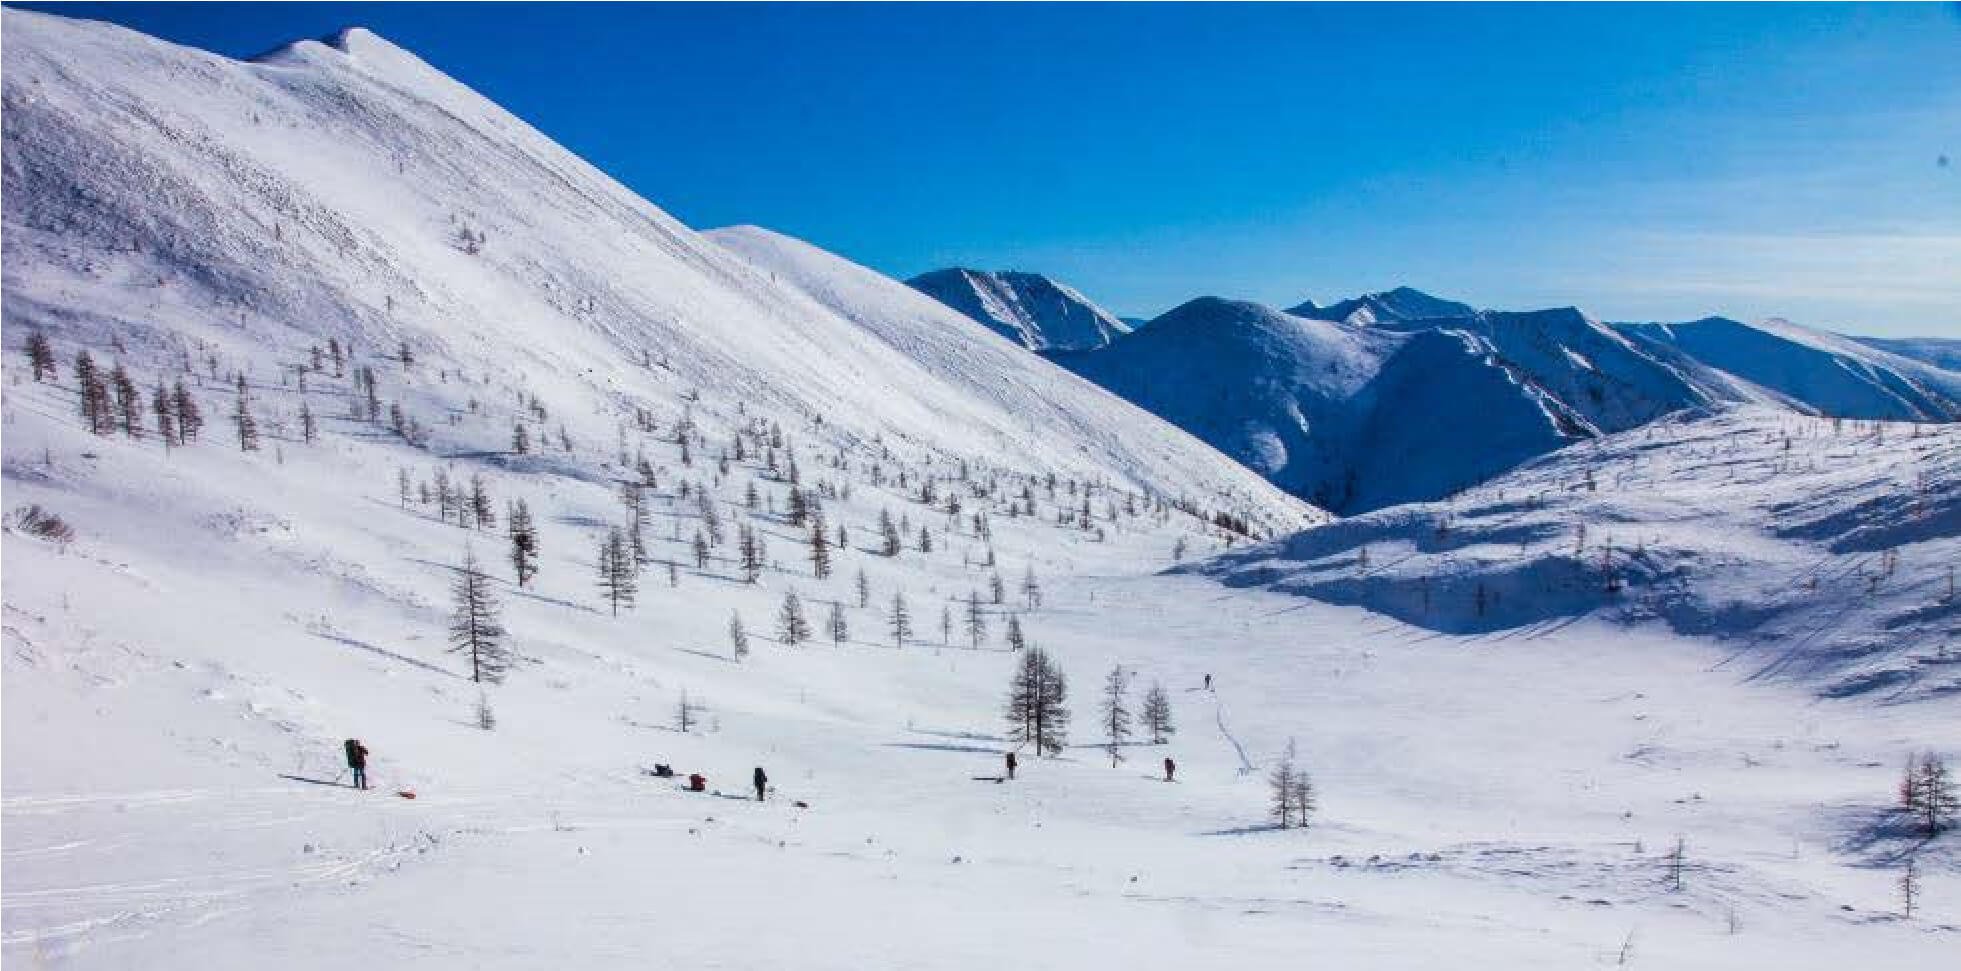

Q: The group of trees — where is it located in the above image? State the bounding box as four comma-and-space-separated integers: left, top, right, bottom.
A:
1899, 752, 1957, 836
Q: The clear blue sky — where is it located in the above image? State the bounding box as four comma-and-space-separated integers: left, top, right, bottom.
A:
17, 2, 1961, 335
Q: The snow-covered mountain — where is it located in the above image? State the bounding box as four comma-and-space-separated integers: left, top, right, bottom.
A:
906, 267, 1132, 351
1055, 298, 1735, 512
1853, 335, 1961, 373
1286, 286, 1475, 327
0, 10, 1308, 536
1619, 318, 1961, 422
6, 13, 1959, 970
1192, 405, 1961, 701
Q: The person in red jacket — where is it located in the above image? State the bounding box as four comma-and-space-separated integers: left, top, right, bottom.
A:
344, 739, 369, 790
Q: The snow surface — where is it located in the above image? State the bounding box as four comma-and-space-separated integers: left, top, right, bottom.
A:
907, 268, 1133, 352
1196, 405, 1961, 701
1620, 318, 1961, 422
1854, 337, 1961, 374
3, 10, 1958, 971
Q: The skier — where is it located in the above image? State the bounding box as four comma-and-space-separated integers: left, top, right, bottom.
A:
1164, 757, 1176, 782
343, 738, 369, 790
1203, 673, 1212, 691
753, 766, 768, 801
687, 773, 707, 792
1005, 751, 1018, 781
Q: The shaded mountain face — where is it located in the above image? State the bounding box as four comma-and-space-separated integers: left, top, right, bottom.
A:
906, 268, 1131, 351
1287, 286, 1474, 327
1618, 319, 1961, 422
0, 9, 1312, 534
1057, 298, 1727, 512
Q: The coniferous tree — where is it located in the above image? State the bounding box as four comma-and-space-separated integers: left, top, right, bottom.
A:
597, 527, 637, 615
878, 508, 902, 556
1022, 564, 1043, 609
777, 590, 811, 645
152, 382, 178, 447
808, 509, 833, 579
1004, 646, 1069, 756
1100, 664, 1132, 765
1141, 680, 1175, 744
827, 600, 848, 646
507, 499, 539, 587
1270, 743, 1300, 828
855, 567, 871, 608
1903, 752, 1957, 836
76, 352, 114, 435
697, 489, 723, 545
621, 481, 648, 565
171, 380, 203, 441
110, 364, 141, 438
299, 399, 317, 443
738, 523, 766, 583
787, 486, 810, 527
692, 530, 711, 569
918, 524, 933, 554
940, 604, 953, 645
889, 591, 912, 647
1900, 857, 1920, 919
361, 366, 381, 424
469, 474, 496, 530
676, 688, 702, 731
512, 421, 531, 454
397, 468, 413, 507
965, 591, 987, 648
25, 330, 57, 382
1004, 614, 1027, 652
448, 547, 511, 683
989, 573, 1006, 605
232, 383, 260, 451
729, 611, 749, 660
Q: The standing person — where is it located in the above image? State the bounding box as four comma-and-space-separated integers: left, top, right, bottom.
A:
1164, 757, 1176, 782
344, 738, 369, 790
1005, 751, 1018, 781
1203, 674, 1212, 691
753, 766, 768, 801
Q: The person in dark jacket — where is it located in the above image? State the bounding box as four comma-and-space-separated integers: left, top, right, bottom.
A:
344, 739, 369, 790
753, 766, 768, 801
1163, 757, 1176, 782
1005, 751, 1018, 781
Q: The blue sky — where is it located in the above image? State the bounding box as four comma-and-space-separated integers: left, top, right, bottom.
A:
18, 2, 1961, 335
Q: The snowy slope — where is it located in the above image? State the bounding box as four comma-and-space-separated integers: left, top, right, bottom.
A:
1853, 336, 1961, 373
6, 13, 1960, 971
1620, 318, 1961, 422
1194, 405, 1961, 701
906, 267, 1132, 352
0, 10, 1307, 534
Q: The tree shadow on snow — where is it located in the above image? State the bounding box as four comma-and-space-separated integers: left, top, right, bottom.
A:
1198, 822, 1289, 837
278, 773, 353, 789
884, 741, 1003, 756
313, 631, 460, 679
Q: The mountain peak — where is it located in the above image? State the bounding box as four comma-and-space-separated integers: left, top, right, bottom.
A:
1289, 286, 1473, 326
907, 267, 1130, 352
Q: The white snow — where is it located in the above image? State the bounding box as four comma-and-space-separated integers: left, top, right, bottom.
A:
3, 10, 1957, 971
907, 268, 1133, 352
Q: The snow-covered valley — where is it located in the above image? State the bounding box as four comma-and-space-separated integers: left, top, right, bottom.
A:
3, 9, 1957, 971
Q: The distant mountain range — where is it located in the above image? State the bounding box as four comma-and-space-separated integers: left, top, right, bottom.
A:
913, 275, 1961, 512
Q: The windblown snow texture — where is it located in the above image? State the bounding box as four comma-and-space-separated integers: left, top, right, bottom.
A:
907, 267, 1133, 352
